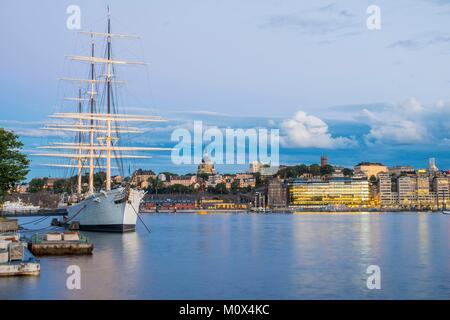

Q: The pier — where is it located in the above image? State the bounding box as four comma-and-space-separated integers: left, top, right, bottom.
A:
28, 232, 93, 256
0, 217, 40, 277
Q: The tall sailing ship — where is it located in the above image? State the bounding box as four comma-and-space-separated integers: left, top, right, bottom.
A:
35, 9, 172, 232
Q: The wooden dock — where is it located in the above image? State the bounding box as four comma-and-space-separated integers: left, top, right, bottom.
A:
28, 232, 93, 256
1, 218, 40, 277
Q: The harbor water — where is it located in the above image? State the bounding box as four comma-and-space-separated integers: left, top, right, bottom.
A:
0, 212, 448, 299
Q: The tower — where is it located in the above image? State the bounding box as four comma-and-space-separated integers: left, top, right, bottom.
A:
428, 158, 438, 173
320, 155, 328, 168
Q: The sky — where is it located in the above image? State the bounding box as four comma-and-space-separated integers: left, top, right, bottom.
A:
1, 0, 450, 179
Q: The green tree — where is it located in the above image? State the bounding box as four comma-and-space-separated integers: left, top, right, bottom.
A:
213, 182, 228, 194
320, 164, 334, 176
53, 179, 72, 194
197, 172, 210, 181
230, 180, 240, 194
94, 172, 106, 190
29, 178, 47, 193
309, 164, 321, 176
167, 184, 190, 194
343, 168, 354, 177
0, 129, 29, 200
146, 177, 165, 194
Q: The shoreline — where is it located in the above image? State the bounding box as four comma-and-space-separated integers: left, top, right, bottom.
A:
2, 208, 443, 217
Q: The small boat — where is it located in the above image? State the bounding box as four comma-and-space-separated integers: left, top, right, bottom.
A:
1, 198, 40, 214
441, 210, 450, 215
197, 211, 208, 215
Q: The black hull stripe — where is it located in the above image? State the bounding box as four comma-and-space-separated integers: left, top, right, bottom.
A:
79, 224, 135, 233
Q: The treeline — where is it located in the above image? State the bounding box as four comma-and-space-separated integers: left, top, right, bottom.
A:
28, 172, 114, 194
144, 178, 255, 195
276, 164, 353, 179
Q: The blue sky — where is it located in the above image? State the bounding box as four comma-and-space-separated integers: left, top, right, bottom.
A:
1, 0, 450, 178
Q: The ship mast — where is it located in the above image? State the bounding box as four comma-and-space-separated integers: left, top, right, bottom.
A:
88, 34, 95, 194
34, 7, 174, 195
105, 7, 112, 191
76, 87, 83, 194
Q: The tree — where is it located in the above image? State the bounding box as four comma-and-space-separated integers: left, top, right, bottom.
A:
53, 179, 72, 194
254, 172, 264, 187
320, 164, 334, 176
343, 168, 354, 177
28, 178, 47, 193
210, 182, 228, 194
197, 173, 210, 181
93, 172, 106, 190
309, 164, 321, 176
146, 177, 165, 194
230, 180, 240, 194
0, 129, 29, 200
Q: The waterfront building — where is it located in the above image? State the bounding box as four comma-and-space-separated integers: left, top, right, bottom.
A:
354, 162, 388, 179
133, 169, 156, 189
206, 174, 223, 187
432, 176, 449, 208
267, 177, 287, 208
220, 174, 256, 190
416, 173, 433, 206
332, 167, 345, 178
288, 177, 370, 207
197, 151, 216, 175
166, 175, 197, 187
142, 197, 197, 211
397, 175, 416, 206
377, 168, 450, 208
199, 199, 247, 210
378, 172, 394, 206
389, 166, 415, 176
235, 173, 256, 189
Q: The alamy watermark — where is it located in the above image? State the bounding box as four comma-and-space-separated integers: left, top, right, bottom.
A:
366, 265, 381, 290
66, 265, 81, 290
366, 5, 381, 30
66, 5, 81, 30
171, 121, 280, 166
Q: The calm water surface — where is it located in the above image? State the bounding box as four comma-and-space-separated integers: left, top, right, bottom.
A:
0, 212, 449, 299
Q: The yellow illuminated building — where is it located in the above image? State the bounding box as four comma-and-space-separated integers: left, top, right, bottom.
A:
288, 178, 370, 207
199, 199, 247, 210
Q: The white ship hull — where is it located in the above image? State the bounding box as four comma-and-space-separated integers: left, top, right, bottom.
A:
66, 187, 143, 233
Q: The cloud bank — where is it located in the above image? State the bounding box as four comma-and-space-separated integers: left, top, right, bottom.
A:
359, 97, 450, 146
281, 111, 357, 149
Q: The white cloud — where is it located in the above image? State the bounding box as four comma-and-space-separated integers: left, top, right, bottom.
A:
281, 111, 357, 149
360, 98, 431, 145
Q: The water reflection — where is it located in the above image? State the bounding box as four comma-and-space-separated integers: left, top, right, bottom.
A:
0, 213, 448, 299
